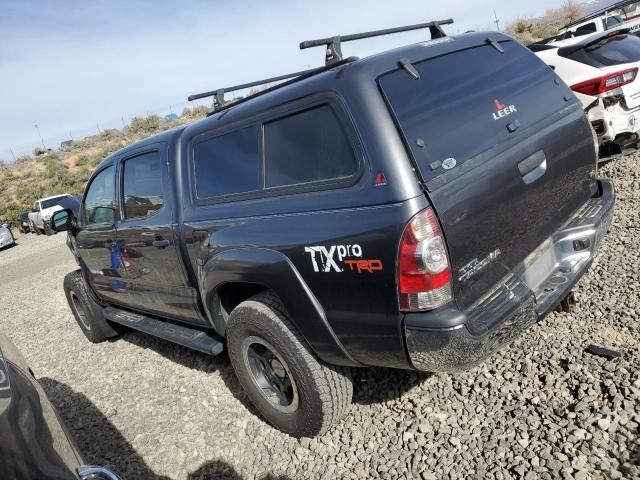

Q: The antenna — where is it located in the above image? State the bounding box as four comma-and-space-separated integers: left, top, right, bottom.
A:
300, 19, 454, 65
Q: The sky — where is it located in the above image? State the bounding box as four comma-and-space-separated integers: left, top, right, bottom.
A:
0, 0, 566, 161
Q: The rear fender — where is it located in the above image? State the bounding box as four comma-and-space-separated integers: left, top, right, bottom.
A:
198, 247, 360, 367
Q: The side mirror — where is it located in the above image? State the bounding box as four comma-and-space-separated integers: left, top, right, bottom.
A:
1, 224, 8, 229
51, 209, 76, 232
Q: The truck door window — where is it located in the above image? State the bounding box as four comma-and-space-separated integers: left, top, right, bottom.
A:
122, 151, 164, 219
263, 104, 357, 188
193, 126, 260, 198
84, 166, 115, 225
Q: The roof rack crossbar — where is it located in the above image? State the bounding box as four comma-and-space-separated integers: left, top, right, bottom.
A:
299, 19, 454, 65
187, 56, 358, 115
187, 66, 319, 104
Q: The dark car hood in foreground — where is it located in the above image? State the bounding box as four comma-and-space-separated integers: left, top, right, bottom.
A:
0, 332, 82, 479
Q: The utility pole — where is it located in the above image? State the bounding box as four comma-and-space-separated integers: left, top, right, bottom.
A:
9, 148, 16, 162
96, 123, 101, 134
69, 130, 73, 141
34, 124, 45, 148
494, 10, 501, 32
121, 117, 127, 129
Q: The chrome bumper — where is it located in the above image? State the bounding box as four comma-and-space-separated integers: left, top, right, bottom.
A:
404, 179, 615, 373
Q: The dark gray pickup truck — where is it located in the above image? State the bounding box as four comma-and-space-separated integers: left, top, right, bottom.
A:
51, 21, 615, 436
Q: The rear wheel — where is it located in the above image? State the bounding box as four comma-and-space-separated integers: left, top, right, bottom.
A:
63, 270, 120, 343
227, 292, 353, 437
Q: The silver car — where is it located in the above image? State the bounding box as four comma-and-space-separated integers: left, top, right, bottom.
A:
0, 223, 15, 249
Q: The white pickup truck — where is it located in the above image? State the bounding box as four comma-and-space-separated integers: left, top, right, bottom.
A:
555, 1, 640, 43
28, 194, 72, 235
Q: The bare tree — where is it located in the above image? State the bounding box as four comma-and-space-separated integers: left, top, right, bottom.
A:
506, 0, 586, 44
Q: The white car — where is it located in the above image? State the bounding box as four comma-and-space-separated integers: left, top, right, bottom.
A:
534, 29, 640, 159
0, 223, 15, 249
27, 194, 72, 235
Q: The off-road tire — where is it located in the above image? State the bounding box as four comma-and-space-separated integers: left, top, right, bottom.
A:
227, 292, 353, 437
63, 270, 120, 343
44, 221, 54, 236
31, 222, 41, 235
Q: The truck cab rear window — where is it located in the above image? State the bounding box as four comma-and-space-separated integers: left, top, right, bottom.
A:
264, 105, 357, 188
193, 126, 260, 198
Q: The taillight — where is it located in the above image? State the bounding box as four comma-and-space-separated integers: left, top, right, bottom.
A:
398, 207, 452, 311
571, 68, 638, 96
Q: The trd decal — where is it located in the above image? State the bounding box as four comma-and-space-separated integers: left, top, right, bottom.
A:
304, 244, 383, 273
345, 259, 383, 273
492, 99, 517, 120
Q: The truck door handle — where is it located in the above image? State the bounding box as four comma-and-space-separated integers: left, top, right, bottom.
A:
152, 239, 170, 248
518, 150, 547, 185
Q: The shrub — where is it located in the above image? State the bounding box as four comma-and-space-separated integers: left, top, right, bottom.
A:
182, 105, 209, 118
129, 115, 163, 135
75, 154, 90, 166
15, 154, 32, 164
506, 0, 585, 44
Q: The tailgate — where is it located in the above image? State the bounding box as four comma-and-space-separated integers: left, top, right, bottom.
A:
379, 38, 598, 308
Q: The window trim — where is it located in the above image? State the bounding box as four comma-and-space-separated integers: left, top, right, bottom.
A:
81, 163, 116, 228
118, 147, 166, 224
189, 92, 364, 206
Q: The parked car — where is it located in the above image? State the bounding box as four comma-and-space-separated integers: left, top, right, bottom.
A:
533, 29, 640, 159
19, 212, 30, 234
0, 222, 15, 250
28, 194, 72, 235
52, 23, 615, 437
0, 331, 119, 479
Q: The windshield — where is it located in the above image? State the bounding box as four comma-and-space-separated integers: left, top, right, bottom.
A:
41, 195, 69, 209
561, 34, 640, 67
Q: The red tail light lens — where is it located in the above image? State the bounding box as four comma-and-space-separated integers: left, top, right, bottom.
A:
398, 207, 452, 311
571, 68, 638, 96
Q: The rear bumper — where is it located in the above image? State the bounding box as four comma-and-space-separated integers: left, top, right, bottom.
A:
588, 97, 640, 144
404, 178, 615, 373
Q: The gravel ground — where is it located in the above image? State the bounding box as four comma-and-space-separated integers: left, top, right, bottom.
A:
0, 156, 639, 480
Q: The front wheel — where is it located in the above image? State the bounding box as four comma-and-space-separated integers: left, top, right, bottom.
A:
31, 222, 40, 235
44, 221, 54, 236
226, 292, 353, 437
63, 270, 121, 343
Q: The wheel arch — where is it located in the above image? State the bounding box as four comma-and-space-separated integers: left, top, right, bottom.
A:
198, 247, 360, 367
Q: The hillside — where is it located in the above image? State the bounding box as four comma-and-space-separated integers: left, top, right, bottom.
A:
506, 0, 586, 44
0, 106, 208, 225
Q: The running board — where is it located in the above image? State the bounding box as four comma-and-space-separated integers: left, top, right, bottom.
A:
104, 307, 224, 355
